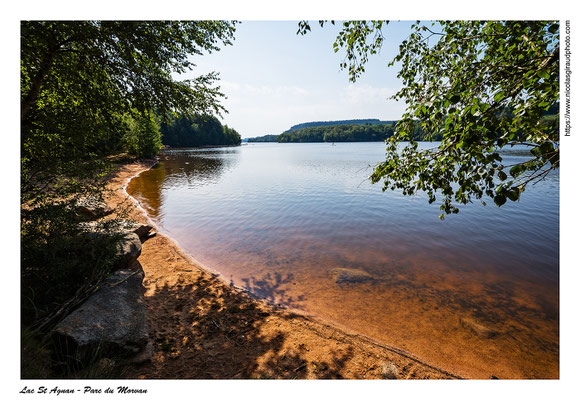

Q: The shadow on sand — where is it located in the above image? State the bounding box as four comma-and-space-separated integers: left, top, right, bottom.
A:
124, 272, 354, 379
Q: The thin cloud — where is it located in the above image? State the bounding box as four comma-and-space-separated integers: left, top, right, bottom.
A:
340, 84, 399, 105
220, 81, 310, 98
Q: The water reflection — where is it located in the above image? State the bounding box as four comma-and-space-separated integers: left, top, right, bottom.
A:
161, 148, 241, 189
127, 148, 241, 224
127, 162, 166, 221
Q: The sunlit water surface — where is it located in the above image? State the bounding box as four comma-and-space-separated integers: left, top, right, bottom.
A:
127, 142, 559, 378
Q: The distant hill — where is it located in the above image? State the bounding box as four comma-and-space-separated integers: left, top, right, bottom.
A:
247, 134, 279, 143
277, 122, 396, 143
249, 107, 559, 144
284, 119, 397, 133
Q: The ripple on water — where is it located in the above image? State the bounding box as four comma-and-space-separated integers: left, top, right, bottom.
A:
127, 142, 559, 378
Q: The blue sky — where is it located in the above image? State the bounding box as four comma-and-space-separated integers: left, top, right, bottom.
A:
182, 21, 418, 138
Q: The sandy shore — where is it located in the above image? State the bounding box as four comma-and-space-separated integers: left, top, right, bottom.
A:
106, 159, 460, 379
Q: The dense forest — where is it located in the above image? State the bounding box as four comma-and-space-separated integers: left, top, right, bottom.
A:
247, 134, 278, 142
161, 113, 241, 147
277, 123, 395, 142
284, 118, 396, 133
247, 122, 430, 143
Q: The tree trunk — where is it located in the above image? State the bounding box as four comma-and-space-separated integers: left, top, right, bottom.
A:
21, 47, 58, 123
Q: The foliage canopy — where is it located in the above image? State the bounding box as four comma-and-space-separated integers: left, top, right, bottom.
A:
22, 21, 236, 196
299, 20, 559, 217
21, 21, 237, 336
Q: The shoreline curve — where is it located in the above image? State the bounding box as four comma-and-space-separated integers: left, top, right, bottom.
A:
108, 157, 462, 380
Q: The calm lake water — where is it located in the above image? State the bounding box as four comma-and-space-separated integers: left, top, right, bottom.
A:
127, 142, 559, 379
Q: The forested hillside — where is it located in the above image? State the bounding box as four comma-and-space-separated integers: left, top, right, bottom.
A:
247, 134, 278, 142
277, 123, 395, 142
161, 114, 241, 147
284, 118, 396, 133
274, 104, 558, 143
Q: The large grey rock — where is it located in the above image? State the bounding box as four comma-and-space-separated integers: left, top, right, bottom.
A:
331, 268, 374, 284
80, 228, 142, 270
127, 340, 153, 365
117, 220, 154, 241
79, 219, 153, 242
75, 195, 113, 219
52, 270, 148, 365
114, 233, 142, 270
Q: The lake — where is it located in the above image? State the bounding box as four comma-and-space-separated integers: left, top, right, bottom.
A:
127, 142, 559, 379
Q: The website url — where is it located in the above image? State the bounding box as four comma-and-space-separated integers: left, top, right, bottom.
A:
565, 20, 571, 137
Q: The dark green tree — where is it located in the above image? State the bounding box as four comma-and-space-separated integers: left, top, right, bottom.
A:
22, 21, 236, 202
299, 21, 559, 218
160, 113, 241, 147
123, 111, 163, 158
20, 21, 237, 342
247, 134, 279, 142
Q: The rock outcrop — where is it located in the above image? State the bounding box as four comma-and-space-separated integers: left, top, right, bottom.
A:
80, 230, 142, 271
75, 195, 113, 219
52, 269, 149, 365
117, 220, 154, 241
79, 220, 150, 270
79, 219, 154, 242
114, 233, 142, 270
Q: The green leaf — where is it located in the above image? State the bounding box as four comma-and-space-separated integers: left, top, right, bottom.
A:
329, 20, 560, 218
449, 94, 461, 104
506, 188, 519, 201
538, 101, 550, 109
493, 194, 507, 206
539, 141, 554, 154
509, 164, 524, 178
538, 70, 550, 80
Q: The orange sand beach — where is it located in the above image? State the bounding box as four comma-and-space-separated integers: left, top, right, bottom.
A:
107, 159, 460, 379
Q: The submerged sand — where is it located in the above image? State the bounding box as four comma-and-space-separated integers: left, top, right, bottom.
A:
106, 159, 459, 379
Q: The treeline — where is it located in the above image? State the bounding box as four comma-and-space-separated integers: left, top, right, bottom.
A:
277, 123, 396, 142
247, 134, 278, 142
161, 114, 241, 147
274, 105, 559, 144
284, 118, 397, 133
